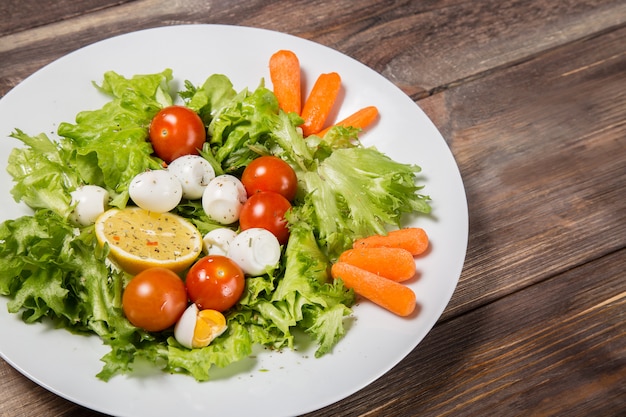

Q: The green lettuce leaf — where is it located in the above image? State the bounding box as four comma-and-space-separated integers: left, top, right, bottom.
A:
195, 79, 311, 174
0, 209, 136, 338
207, 82, 279, 172
184, 74, 238, 125
165, 320, 253, 381
238, 222, 355, 357
299, 146, 431, 259
7, 130, 79, 219
56, 70, 172, 207
277, 223, 354, 356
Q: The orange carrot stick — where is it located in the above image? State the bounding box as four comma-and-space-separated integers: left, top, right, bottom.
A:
269, 50, 302, 114
317, 106, 379, 137
331, 262, 416, 317
300, 72, 342, 136
338, 247, 416, 282
353, 227, 429, 256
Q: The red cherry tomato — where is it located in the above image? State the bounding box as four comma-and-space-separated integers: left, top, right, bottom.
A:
241, 156, 298, 201
122, 267, 188, 332
239, 191, 291, 244
149, 105, 206, 163
186, 255, 245, 312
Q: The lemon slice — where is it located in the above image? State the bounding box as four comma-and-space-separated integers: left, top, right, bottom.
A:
95, 207, 203, 275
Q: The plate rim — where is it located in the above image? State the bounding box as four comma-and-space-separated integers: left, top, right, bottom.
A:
0, 23, 468, 417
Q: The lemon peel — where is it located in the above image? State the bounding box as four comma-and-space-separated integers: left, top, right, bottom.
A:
95, 207, 202, 275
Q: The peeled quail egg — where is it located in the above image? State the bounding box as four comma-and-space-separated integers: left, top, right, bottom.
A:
70, 185, 110, 226
129, 170, 182, 212
227, 228, 281, 276
202, 175, 247, 224
174, 304, 227, 349
168, 155, 215, 200
203, 228, 238, 256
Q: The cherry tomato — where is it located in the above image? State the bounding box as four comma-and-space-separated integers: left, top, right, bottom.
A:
149, 105, 206, 163
122, 267, 188, 332
241, 156, 298, 201
186, 255, 245, 312
239, 191, 291, 244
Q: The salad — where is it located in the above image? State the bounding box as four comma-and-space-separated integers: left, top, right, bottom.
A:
0, 51, 430, 382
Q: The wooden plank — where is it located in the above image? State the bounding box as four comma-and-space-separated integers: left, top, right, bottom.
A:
313, 0, 626, 99
304, 248, 626, 416
1, 0, 625, 97
0, 0, 135, 36
420, 25, 626, 320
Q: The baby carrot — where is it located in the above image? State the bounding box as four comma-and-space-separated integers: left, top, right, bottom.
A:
269, 50, 302, 114
331, 262, 416, 317
338, 247, 416, 282
317, 105, 379, 137
353, 227, 429, 256
300, 72, 342, 136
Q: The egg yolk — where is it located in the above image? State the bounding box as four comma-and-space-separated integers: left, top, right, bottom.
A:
192, 309, 227, 348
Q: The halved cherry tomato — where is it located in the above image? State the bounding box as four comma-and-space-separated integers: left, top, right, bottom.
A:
122, 267, 188, 332
185, 255, 245, 312
241, 155, 298, 201
149, 105, 206, 163
239, 191, 291, 244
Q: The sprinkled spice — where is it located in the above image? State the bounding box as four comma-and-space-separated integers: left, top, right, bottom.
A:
102, 209, 199, 261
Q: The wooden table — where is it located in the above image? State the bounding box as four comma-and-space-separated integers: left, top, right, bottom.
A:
1, 1, 625, 416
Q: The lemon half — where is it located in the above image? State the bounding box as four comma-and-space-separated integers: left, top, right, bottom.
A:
95, 207, 203, 275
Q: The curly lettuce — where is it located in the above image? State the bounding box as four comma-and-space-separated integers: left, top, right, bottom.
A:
1, 69, 430, 382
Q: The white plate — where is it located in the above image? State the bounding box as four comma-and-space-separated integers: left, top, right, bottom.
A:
0, 25, 467, 417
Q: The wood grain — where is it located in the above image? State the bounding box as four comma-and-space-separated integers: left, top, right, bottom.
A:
0, 0, 134, 36
2, 0, 625, 98
422, 25, 626, 320
1, 0, 625, 416
315, 0, 626, 99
